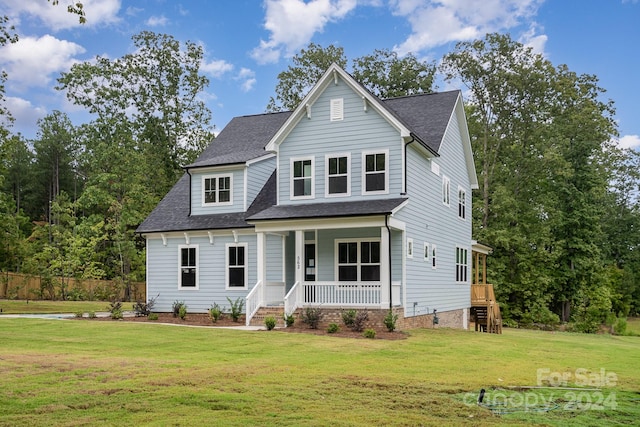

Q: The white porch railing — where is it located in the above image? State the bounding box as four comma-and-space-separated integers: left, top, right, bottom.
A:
245, 280, 264, 326
284, 281, 301, 318
302, 282, 381, 306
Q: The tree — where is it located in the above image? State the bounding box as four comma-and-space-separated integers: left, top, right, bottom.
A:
48, 1, 86, 24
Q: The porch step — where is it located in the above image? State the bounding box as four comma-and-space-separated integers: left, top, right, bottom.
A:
249, 306, 285, 328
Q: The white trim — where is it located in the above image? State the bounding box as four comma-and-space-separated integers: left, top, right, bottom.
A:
290, 156, 315, 200
334, 238, 382, 282
431, 244, 437, 269
246, 153, 276, 166
243, 166, 248, 212
457, 185, 467, 220
178, 244, 199, 290
202, 173, 233, 207
252, 215, 406, 233
423, 242, 430, 262
225, 242, 248, 290
330, 98, 344, 121
183, 232, 190, 245
361, 149, 389, 195
456, 246, 469, 283
442, 175, 450, 206
325, 153, 351, 198
407, 237, 414, 259
207, 231, 215, 245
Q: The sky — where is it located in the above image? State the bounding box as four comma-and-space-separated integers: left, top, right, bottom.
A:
0, 0, 639, 150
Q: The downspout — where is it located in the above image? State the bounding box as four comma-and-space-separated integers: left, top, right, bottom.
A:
385, 214, 392, 310
186, 168, 192, 217
402, 135, 415, 195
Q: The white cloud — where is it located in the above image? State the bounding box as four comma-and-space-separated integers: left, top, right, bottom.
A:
390, 0, 545, 55
4, 96, 47, 136
236, 68, 257, 92
1, 0, 121, 31
146, 15, 168, 27
251, 0, 358, 64
201, 59, 234, 78
0, 35, 85, 89
618, 134, 640, 150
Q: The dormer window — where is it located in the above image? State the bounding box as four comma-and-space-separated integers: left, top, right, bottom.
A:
202, 174, 232, 206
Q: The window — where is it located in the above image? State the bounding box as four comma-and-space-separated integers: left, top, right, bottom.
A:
456, 247, 468, 282
226, 243, 248, 288
291, 158, 314, 198
432, 244, 437, 269
458, 187, 466, 219
179, 245, 198, 288
330, 98, 343, 121
336, 240, 380, 281
442, 175, 450, 206
203, 174, 232, 205
363, 150, 388, 194
326, 154, 350, 196
407, 238, 414, 259
423, 242, 430, 262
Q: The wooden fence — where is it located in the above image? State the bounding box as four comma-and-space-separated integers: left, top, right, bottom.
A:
0, 272, 145, 302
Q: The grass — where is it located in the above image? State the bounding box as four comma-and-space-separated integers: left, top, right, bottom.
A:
0, 316, 639, 426
0, 299, 115, 314
626, 316, 640, 335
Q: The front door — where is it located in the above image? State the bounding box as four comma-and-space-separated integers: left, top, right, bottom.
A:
304, 243, 316, 302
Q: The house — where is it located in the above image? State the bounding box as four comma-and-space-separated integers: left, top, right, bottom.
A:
136, 63, 480, 329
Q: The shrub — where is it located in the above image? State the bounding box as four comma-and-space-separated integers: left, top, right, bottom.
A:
327, 323, 339, 333
178, 304, 187, 320
109, 301, 123, 320
383, 310, 398, 332
227, 297, 244, 322
363, 329, 376, 339
148, 313, 159, 321
265, 316, 277, 330
87, 311, 96, 319
74, 311, 84, 318
342, 309, 356, 328
300, 306, 323, 329
284, 313, 295, 327
172, 301, 185, 318
209, 303, 222, 323
352, 311, 369, 332
613, 317, 627, 336
133, 294, 158, 317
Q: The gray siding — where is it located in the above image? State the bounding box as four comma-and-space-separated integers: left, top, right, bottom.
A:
265, 233, 284, 282
396, 109, 473, 315
190, 167, 245, 216
146, 233, 257, 313
277, 78, 403, 205
247, 157, 276, 209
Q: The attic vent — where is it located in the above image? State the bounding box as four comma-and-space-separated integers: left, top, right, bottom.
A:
431, 161, 440, 175
330, 98, 343, 121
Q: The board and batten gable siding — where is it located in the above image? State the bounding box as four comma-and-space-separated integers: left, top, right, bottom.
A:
145, 233, 258, 313
246, 157, 276, 210
276, 79, 403, 205
396, 107, 473, 315
190, 167, 245, 216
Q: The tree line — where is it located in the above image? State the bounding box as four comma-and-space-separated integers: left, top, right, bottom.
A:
0, 27, 638, 330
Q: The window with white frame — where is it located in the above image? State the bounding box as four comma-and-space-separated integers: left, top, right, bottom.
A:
432, 244, 437, 269
203, 174, 232, 205
336, 239, 380, 281
423, 242, 430, 262
179, 245, 198, 288
326, 154, 350, 196
407, 238, 414, 259
458, 187, 466, 219
363, 150, 388, 194
226, 243, 248, 288
291, 157, 314, 198
456, 246, 468, 282
442, 175, 450, 206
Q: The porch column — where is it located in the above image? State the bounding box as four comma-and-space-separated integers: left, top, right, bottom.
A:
380, 225, 390, 308
257, 232, 266, 284
295, 230, 304, 284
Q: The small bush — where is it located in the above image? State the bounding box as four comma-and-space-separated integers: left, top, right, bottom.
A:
178, 304, 187, 320
109, 301, 123, 320
327, 323, 339, 333
74, 311, 84, 318
352, 311, 369, 332
172, 301, 185, 318
342, 309, 356, 327
148, 313, 159, 321
133, 294, 158, 317
383, 310, 398, 332
209, 303, 222, 323
265, 316, 277, 330
88, 311, 96, 319
284, 313, 295, 327
300, 306, 323, 329
613, 317, 627, 335
363, 329, 376, 339
227, 297, 244, 322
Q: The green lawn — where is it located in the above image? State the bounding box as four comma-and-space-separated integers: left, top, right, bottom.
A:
0, 317, 638, 426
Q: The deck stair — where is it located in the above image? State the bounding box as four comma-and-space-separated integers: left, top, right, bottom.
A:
248, 306, 286, 328
470, 284, 502, 334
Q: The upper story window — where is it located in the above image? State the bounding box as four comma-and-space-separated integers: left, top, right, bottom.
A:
407, 238, 414, 259
432, 244, 437, 269
326, 154, 350, 197
458, 187, 466, 219
330, 98, 343, 121
442, 175, 450, 206
362, 150, 388, 194
179, 245, 198, 289
203, 174, 232, 206
291, 157, 314, 199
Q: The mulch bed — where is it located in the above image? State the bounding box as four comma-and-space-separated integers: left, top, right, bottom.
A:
79, 312, 408, 340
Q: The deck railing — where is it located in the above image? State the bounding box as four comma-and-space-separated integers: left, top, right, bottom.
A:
284, 281, 301, 318
471, 283, 496, 305
302, 282, 381, 306
245, 280, 264, 326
